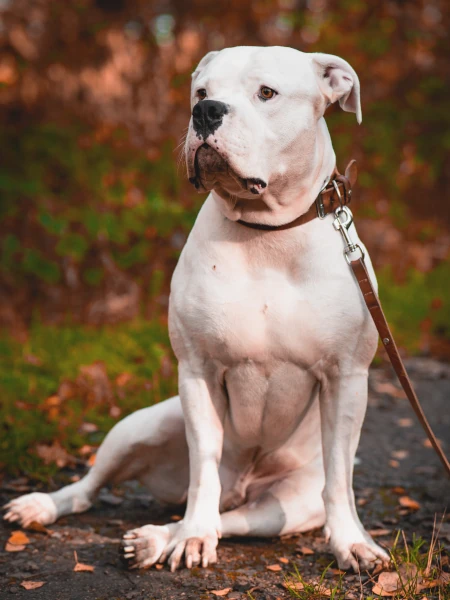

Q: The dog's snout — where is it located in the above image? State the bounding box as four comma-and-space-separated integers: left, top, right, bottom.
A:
192, 100, 229, 140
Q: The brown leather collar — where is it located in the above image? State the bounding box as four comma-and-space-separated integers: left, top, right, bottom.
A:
237, 160, 358, 231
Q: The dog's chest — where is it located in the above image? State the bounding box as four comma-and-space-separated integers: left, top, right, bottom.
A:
170, 237, 337, 369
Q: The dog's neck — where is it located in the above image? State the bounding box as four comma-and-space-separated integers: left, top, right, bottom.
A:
211, 118, 336, 227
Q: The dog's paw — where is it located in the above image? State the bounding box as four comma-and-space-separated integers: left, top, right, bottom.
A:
121, 524, 174, 570
121, 520, 219, 571
327, 523, 390, 572
166, 527, 219, 571
3, 493, 57, 527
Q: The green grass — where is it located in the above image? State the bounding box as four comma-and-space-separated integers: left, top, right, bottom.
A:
0, 319, 177, 477
377, 260, 450, 351
281, 527, 450, 600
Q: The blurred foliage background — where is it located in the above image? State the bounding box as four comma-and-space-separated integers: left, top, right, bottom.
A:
0, 0, 449, 476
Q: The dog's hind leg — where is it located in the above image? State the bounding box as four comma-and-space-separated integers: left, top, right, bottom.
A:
220, 458, 326, 538
3, 396, 188, 527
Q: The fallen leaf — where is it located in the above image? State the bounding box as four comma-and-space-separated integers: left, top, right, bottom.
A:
368, 528, 391, 537
391, 486, 406, 495
398, 496, 420, 510
284, 580, 331, 596
78, 444, 95, 456
373, 382, 405, 399
24, 354, 42, 366
87, 454, 96, 467
115, 372, 132, 387
357, 497, 368, 506
20, 581, 45, 590
298, 546, 314, 555
73, 551, 94, 573
423, 438, 443, 449
266, 564, 282, 572
74, 561, 95, 572
35, 441, 75, 469
374, 564, 420, 596
389, 460, 400, 468
27, 521, 52, 535
44, 395, 60, 408
8, 531, 30, 546
5, 542, 26, 552
79, 422, 98, 434
397, 418, 413, 428
170, 515, 182, 521
155, 564, 163, 570
284, 581, 304, 592
391, 450, 409, 460
329, 568, 346, 575
373, 571, 401, 596
418, 572, 450, 591
109, 405, 121, 418
211, 588, 231, 596
278, 557, 289, 564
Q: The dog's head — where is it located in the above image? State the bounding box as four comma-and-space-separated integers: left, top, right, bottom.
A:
185, 46, 360, 209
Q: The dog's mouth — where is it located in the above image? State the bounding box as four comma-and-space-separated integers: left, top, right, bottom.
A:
189, 144, 267, 196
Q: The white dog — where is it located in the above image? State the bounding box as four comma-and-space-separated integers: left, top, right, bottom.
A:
4, 46, 389, 573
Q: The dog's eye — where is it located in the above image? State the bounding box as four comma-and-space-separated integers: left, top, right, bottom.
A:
196, 89, 207, 100
259, 86, 277, 101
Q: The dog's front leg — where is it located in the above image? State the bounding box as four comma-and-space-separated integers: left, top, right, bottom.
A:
319, 370, 389, 571
165, 362, 226, 571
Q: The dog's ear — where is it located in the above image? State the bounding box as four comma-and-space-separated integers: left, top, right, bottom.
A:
311, 53, 362, 124
192, 51, 219, 79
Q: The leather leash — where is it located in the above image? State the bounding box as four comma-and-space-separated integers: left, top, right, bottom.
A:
237, 161, 450, 477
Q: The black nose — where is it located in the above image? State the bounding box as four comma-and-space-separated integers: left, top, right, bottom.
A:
192, 100, 229, 140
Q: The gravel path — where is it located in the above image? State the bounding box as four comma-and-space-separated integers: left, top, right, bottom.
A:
1, 359, 449, 599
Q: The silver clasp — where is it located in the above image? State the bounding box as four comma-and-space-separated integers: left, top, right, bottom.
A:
315, 176, 331, 219
333, 206, 364, 264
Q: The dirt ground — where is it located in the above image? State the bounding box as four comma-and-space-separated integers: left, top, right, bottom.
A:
1, 358, 449, 600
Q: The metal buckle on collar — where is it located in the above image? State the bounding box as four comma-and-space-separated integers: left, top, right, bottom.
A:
315, 176, 330, 219
333, 206, 364, 264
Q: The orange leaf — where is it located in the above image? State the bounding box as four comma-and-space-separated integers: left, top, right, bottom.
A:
298, 546, 314, 555
398, 496, 420, 510
8, 531, 30, 546
87, 453, 96, 467
20, 581, 45, 590
5, 542, 26, 552
78, 444, 95, 456
211, 589, 231, 596
115, 372, 132, 387
278, 557, 289, 564
73, 551, 94, 572
44, 395, 60, 408
27, 521, 51, 535
266, 564, 282, 572
391, 450, 409, 460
